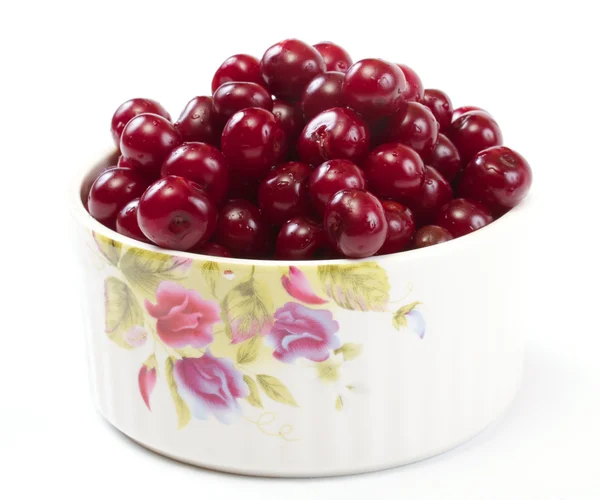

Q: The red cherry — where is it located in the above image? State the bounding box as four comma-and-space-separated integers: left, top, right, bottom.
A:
324, 189, 388, 258
192, 241, 232, 258
363, 142, 425, 203
174, 96, 221, 146
116, 198, 150, 243
377, 201, 416, 255
117, 155, 136, 169
435, 198, 493, 237
422, 89, 453, 131
458, 146, 532, 215
387, 101, 439, 156
275, 216, 326, 260
137, 176, 217, 250
221, 107, 287, 179
407, 166, 453, 225
424, 134, 462, 182
260, 39, 326, 100
212, 82, 272, 125
120, 113, 182, 176
272, 99, 304, 143
313, 42, 352, 72
301, 72, 345, 120
161, 142, 229, 205
215, 199, 270, 258
397, 64, 424, 102
211, 54, 264, 94
111, 98, 170, 147
308, 159, 366, 215
449, 110, 503, 164
452, 105, 489, 123
297, 107, 370, 165
413, 225, 453, 248
342, 59, 406, 119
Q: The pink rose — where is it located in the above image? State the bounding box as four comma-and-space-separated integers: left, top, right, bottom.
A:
267, 302, 341, 363
145, 281, 220, 348
173, 350, 249, 424
282, 266, 328, 305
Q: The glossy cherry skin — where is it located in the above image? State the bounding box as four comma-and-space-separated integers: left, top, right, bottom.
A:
413, 225, 453, 248
297, 107, 370, 165
398, 64, 424, 102
363, 142, 425, 203
422, 89, 453, 131
452, 105, 489, 123
424, 133, 462, 182
174, 96, 221, 146
342, 59, 406, 119
301, 72, 345, 119
221, 107, 287, 179
308, 159, 366, 215
211, 54, 264, 94
387, 102, 439, 156
275, 216, 326, 260
324, 189, 388, 258
258, 162, 312, 226
192, 241, 232, 257
458, 146, 532, 215
88, 167, 149, 229
377, 201, 416, 255
116, 198, 149, 243
408, 166, 453, 225
272, 99, 304, 143
449, 110, 503, 164
212, 82, 273, 125
160, 142, 229, 205
435, 198, 493, 237
260, 39, 326, 101
313, 42, 352, 73
120, 113, 182, 176
215, 199, 270, 258
111, 98, 170, 147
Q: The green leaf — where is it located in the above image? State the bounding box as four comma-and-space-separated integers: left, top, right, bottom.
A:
257, 375, 298, 407
317, 263, 390, 311
236, 335, 262, 364
243, 375, 263, 409
334, 343, 362, 361
175, 346, 204, 358
335, 395, 344, 411
165, 357, 191, 430
392, 301, 421, 331
316, 359, 341, 383
104, 277, 144, 349
143, 354, 157, 371
94, 232, 121, 266
200, 261, 220, 298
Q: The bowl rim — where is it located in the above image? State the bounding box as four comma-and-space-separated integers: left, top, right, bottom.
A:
71, 147, 534, 267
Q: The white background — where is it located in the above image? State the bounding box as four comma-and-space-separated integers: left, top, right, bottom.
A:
1, 0, 599, 498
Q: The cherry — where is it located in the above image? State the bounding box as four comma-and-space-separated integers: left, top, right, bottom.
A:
275, 216, 325, 260
111, 98, 170, 147
221, 107, 287, 179
212, 82, 272, 125
192, 241, 232, 258
408, 166, 453, 225
398, 64, 424, 102
377, 201, 416, 255
449, 110, 503, 164
387, 101, 439, 156
227, 175, 260, 203
117, 155, 135, 169
313, 42, 352, 73
116, 198, 149, 243
211, 54, 264, 94
435, 198, 493, 237
215, 199, 270, 258
272, 99, 304, 142
174, 96, 221, 146
363, 142, 425, 203
137, 176, 217, 251
120, 113, 182, 176
422, 89, 453, 131
452, 105, 489, 123
458, 146, 532, 215
88, 167, 149, 229
424, 133, 462, 182
260, 39, 326, 100
301, 72, 345, 120
308, 159, 365, 215
297, 107, 370, 165
413, 225, 453, 248
161, 142, 229, 205
257, 162, 312, 226
342, 58, 406, 119
324, 189, 388, 258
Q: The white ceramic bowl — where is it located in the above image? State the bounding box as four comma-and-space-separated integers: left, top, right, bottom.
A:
72, 150, 533, 477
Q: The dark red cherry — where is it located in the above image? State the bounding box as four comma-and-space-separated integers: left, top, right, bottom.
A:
449, 110, 503, 164
413, 225, 453, 248
297, 107, 370, 165
221, 107, 287, 179
458, 146, 532, 215
211, 54, 264, 94
407, 166, 453, 225
377, 201, 416, 255
452, 106, 489, 123
308, 159, 366, 215
258, 162, 312, 226
260, 39, 326, 100
111, 98, 170, 147
387, 102, 439, 156
272, 100, 304, 142
215, 199, 270, 258
424, 134, 462, 182
324, 189, 388, 258
397, 64, 424, 102
313, 42, 352, 73
192, 241, 232, 258
116, 198, 149, 243
275, 216, 326, 260
212, 82, 272, 125
342, 59, 407, 119
174, 96, 221, 146
435, 198, 493, 237
161, 142, 229, 205
422, 89, 453, 131
301, 72, 345, 120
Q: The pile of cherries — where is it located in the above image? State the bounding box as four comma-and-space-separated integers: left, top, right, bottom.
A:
87, 39, 532, 259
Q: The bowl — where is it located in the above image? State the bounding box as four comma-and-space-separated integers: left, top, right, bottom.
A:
71, 150, 533, 477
